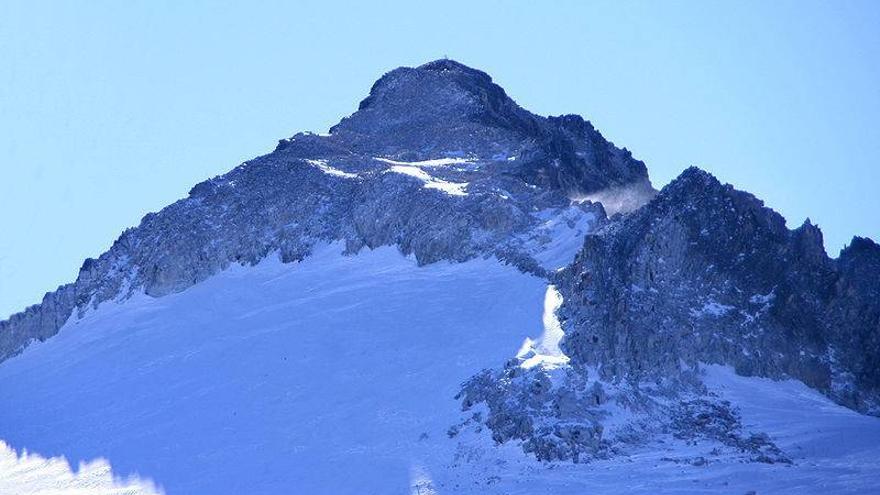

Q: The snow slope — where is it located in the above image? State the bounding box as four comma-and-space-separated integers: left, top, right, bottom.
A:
0, 244, 547, 494
1, 244, 879, 494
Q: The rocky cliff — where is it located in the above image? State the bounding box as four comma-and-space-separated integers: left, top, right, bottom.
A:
1, 59, 644, 362
557, 167, 880, 415
1, 60, 877, 466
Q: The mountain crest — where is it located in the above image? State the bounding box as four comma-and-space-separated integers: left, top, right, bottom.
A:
328, 58, 542, 157
664, 166, 724, 196
2, 59, 880, 491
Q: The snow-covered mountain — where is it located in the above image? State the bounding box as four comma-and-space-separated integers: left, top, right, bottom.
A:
1, 59, 878, 494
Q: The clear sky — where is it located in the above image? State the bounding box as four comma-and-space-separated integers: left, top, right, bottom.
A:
1, 1, 878, 319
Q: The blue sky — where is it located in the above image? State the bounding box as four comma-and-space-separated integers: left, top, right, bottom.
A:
1, 0, 878, 318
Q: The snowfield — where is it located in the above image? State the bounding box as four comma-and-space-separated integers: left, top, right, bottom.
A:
0, 244, 546, 494
0, 245, 878, 494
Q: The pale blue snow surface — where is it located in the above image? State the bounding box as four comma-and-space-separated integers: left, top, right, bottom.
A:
1, 245, 879, 494
0, 243, 547, 494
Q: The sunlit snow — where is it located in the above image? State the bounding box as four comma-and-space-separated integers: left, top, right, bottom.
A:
374, 157, 475, 167
517, 285, 570, 369
305, 159, 359, 179
0, 442, 160, 495
386, 165, 468, 196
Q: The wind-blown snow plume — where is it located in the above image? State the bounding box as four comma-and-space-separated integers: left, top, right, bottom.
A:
572, 179, 656, 216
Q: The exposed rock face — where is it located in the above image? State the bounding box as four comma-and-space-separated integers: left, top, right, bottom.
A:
0, 59, 635, 362
325, 59, 651, 196
827, 237, 880, 408
454, 166, 877, 462
454, 363, 611, 463
558, 167, 880, 414
1, 59, 877, 466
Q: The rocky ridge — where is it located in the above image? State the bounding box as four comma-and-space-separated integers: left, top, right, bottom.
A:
1, 59, 646, 362
1, 59, 877, 467
558, 167, 880, 414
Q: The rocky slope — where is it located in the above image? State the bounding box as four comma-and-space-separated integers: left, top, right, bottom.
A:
0, 59, 646, 362
456, 166, 878, 464
1, 59, 878, 472
557, 167, 880, 414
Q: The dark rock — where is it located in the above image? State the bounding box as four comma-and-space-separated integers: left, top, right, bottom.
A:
557, 167, 880, 414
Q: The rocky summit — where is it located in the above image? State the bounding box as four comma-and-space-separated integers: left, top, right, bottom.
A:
558, 167, 880, 414
0, 59, 651, 362
1, 60, 878, 493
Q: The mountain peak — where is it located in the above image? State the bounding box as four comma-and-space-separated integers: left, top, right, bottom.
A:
841, 235, 880, 261
329, 58, 538, 154
675, 165, 721, 188
312, 60, 652, 195
354, 59, 497, 109
653, 166, 725, 205
417, 58, 482, 72
4, 57, 880, 493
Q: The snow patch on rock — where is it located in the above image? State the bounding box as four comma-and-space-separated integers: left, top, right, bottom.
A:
374, 157, 476, 167
304, 159, 359, 179
518, 285, 570, 370
386, 165, 469, 196
690, 300, 735, 318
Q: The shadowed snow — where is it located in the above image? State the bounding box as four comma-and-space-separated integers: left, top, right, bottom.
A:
2, 245, 879, 494
0, 244, 545, 494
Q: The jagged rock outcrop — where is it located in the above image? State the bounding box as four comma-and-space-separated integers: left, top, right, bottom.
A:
557, 166, 880, 414
454, 358, 790, 464
1, 59, 877, 468
454, 363, 611, 463
1, 59, 638, 362
455, 166, 877, 463
324, 59, 651, 196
